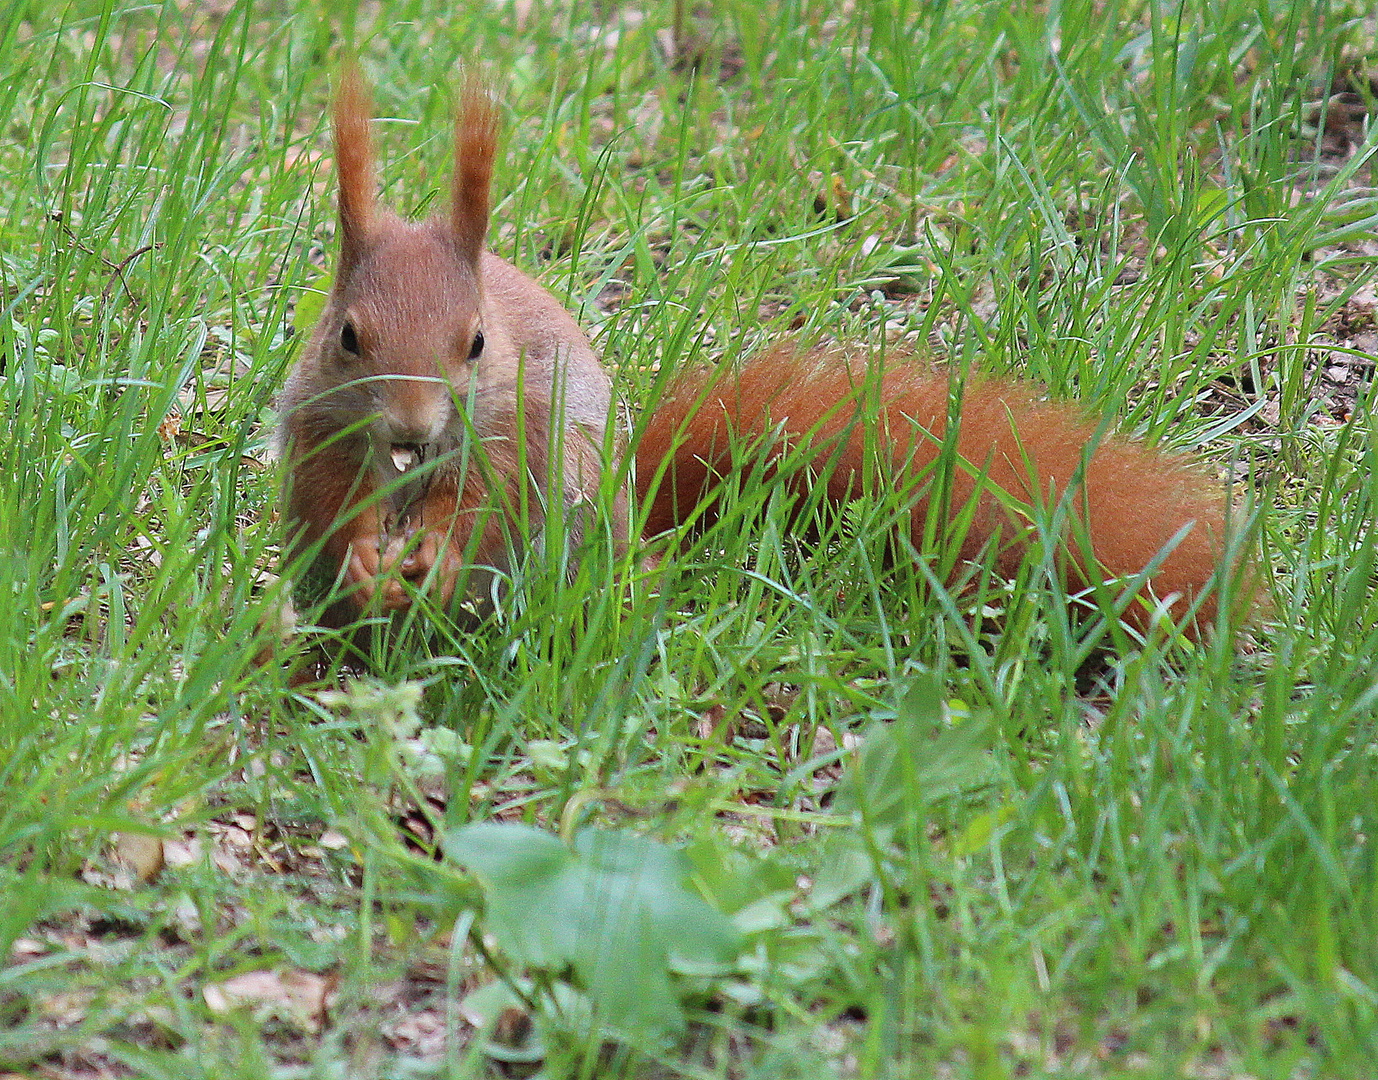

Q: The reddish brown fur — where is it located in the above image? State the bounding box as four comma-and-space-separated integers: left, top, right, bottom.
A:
332, 65, 375, 272
278, 71, 1246, 644
636, 344, 1238, 632
276, 68, 620, 629
452, 77, 497, 265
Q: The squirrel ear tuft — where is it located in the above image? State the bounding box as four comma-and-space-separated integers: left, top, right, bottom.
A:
334, 61, 376, 271
452, 74, 497, 267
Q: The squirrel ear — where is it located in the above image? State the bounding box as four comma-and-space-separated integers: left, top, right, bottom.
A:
334, 62, 376, 272
452, 74, 496, 267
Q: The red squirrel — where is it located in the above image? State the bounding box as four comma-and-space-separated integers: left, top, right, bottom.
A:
277, 70, 1243, 638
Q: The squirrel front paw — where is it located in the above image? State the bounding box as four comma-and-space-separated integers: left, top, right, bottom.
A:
344, 527, 460, 614
389, 527, 462, 610
336, 517, 464, 617
343, 538, 409, 612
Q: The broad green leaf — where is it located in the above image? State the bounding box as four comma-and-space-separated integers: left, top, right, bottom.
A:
834, 672, 1000, 825
813, 674, 1003, 908
292, 272, 331, 337
682, 833, 796, 929
446, 823, 744, 1045
808, 831, 878, 912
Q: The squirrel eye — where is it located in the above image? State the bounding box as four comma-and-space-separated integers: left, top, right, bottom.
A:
339, 321, 360, 356
468, 329, 484, 360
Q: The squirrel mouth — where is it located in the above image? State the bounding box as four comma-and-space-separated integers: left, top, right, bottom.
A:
390, 443, 427, 473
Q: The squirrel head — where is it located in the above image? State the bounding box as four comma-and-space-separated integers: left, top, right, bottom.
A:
303, 65, 498, 494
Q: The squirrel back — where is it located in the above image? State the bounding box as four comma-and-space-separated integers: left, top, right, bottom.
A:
636, 343, 1243, 632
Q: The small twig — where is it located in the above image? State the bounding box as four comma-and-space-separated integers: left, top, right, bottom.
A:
100, 242, 158, 307
50, 211, 162, 307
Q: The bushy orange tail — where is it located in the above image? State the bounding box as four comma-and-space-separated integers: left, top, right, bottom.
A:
635, 344, 1244, 633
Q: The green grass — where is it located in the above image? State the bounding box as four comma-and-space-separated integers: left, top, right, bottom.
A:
3, 0, 1378, 1076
